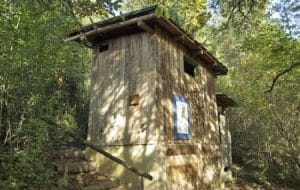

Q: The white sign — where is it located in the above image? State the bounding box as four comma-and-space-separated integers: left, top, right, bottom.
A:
175, 101, 189, 134
173, 96, 190, 140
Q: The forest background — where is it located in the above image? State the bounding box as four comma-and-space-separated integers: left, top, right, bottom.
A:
0, 0, 299, 189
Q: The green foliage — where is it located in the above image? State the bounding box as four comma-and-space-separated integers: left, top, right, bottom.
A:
213, 0, 269, 28
0, 120, 56, 189
203, 11, 300, 188
122, 0, 209, 35
0, 0, 299, 189
0, 1, 91, 188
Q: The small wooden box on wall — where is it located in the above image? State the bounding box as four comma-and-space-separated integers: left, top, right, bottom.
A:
129, 94, 140, 106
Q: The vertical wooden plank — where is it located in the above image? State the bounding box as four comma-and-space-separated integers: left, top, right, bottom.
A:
120, 36, 128, 144
167, 33, 175, 142
159, 29, 167, 142
166, 32, 173, 143
155, 27, 165, 144
126, 33, 145, 144
158, 28, 166, 142
95, 37, 128, 145
149, 32, 160, 145
173, 36, 180, 91
113, 37, 125, 144
109, 38, 117, 144
207, 71, 219, 144
110, 38, 124, 145
138, 33, 148, 143
88, 44, 98, 143
98, 39, 117, 145
124, 34, 132, 144
96, 41, 108, 144
141, 32, 156, 144
127, 33, 138, 143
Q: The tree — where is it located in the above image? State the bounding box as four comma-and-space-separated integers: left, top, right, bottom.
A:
201, 3, 300, 187
122, 0, 209, 34
1, 0, 299, 188
0, 1, 91, 188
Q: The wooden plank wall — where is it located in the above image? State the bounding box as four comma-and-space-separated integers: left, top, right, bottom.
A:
155, 27, 222, 189
88, 32, 159, 146
155, 27, 219, 144
88, 27, 223, 189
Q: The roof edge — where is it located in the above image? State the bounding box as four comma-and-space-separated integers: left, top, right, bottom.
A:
67, 5, 158, 38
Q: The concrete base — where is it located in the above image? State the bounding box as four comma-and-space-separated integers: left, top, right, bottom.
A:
86, 144, 159, 190
86, 143, 224, 190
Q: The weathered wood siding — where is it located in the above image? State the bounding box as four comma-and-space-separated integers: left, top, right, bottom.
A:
87, 28, 223, 189
155, 27, 219, 144
88, 33, 158, 146
219, 113, 233, 181
155, 27, 222, 189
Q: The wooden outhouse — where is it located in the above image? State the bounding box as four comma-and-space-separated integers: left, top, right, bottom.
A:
67, 5, 231, 190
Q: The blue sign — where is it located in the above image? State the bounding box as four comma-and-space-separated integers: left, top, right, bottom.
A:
173, 96, 190, 140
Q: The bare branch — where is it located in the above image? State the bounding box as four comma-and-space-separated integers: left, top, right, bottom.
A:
265, 61, 300, 93
224, 0, 262, 28
226, 1, 239, 26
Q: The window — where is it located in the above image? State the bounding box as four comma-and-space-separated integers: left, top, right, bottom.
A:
99, 44, 108, 53
184, 56, 201, 79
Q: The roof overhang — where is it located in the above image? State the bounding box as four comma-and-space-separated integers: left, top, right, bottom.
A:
66, 6, 228, 75
216, 94, 237, 108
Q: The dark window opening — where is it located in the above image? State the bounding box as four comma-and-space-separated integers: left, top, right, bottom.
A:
224, 166, 230, 172
218, 113, 222, 144
219, 126, 222, 144
184, 58, 196, 77
99, 44, 108, 52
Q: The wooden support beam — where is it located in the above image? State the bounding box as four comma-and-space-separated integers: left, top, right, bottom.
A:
85, 141, 153, 181
64, 131, 154, 181
137, 20, 154, 34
